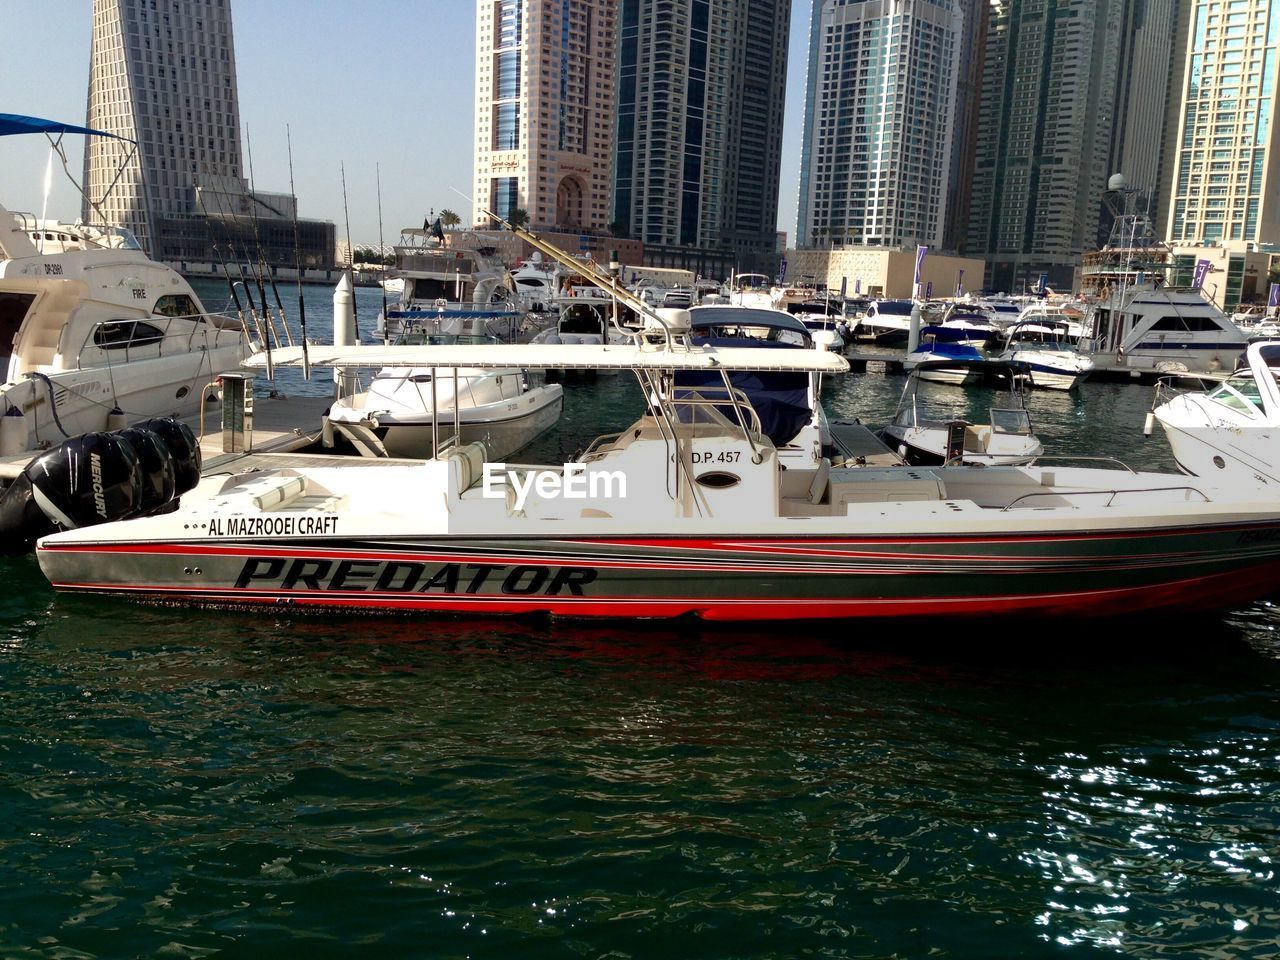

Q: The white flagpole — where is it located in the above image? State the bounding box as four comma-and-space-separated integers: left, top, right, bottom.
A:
38, 146, 54, 253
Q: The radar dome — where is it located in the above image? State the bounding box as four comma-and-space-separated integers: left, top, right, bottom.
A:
1108, 173, 1129, 191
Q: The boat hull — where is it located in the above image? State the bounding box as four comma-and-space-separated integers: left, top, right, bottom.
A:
372, 388, 563, 460
37, 523, 1280, 621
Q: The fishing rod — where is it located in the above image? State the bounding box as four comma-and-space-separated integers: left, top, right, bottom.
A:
287, 124, 311, 379
243, 127, 288, 351
195, 174, 256, 346
340, 161, 361, 341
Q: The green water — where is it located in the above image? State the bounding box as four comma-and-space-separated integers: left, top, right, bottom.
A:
2, 282, 1278, 957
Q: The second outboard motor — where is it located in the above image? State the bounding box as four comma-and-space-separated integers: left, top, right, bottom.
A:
117, 426, 176, 514
135, 418, 201, 495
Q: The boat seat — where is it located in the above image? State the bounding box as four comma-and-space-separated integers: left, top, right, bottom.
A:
808, 457, 831, 504
246, 473, 307, 511
445, 441, 488, 495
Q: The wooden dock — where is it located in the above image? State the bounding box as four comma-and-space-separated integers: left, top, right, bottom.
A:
843, 352, 907, 375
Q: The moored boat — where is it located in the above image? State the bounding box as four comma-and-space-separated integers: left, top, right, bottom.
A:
30, 225, 1280, 622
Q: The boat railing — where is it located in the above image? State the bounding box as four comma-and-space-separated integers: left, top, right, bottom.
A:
579, 432, 626, 463
1001, 485, 1210, 511
76, 314, 243, 369
1024, 455, 1139, 474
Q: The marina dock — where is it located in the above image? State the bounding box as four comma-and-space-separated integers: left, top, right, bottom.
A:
0, 391, 334, 481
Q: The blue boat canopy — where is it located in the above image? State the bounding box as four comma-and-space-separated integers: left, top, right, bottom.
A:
0, 113, 133, 142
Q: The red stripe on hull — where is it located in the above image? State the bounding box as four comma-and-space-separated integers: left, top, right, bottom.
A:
48, 561, 1280, 621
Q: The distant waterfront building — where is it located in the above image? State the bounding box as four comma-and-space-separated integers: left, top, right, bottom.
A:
612, 0, 791, 275
968, 0, 1183, 293
1165, 0, 1280, 252
796, 0, 965, 252
84, 0, 333, 267
473, 0, 618, 235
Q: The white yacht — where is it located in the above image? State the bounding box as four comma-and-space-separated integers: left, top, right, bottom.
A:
376, 227, 523, 341
727, 273, 774, 310
857, 299, 917, 345
509, 253, 558, 313
1150, 340, 1280, 488
1082, 283, 1248, 377
0, 115, 245, 460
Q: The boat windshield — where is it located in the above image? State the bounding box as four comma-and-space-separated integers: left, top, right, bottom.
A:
990, 407, 1033, 436
1207, 375, 1265, 414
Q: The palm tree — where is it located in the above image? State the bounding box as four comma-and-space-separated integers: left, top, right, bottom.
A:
439, 209, 460, 229
508, 208, 530, 230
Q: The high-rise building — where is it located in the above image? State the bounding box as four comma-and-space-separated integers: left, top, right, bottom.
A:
1165, 0, 1280, 249
84, 0, 331, 266
796, 0, 965, 252
612, 0, 791, 273
85, 0, 243, 254
473, 0, 618, 234
967, 0, 1183, 292
942, 0, 988, 254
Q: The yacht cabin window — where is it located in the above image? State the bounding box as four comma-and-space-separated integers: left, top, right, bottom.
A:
152, 294, 199, 319
93, 320, 166, 351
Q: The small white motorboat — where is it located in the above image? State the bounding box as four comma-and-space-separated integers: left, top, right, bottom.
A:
881, 360, 1043, 465
998, 319, 1094, 391
327, 334, 563, 460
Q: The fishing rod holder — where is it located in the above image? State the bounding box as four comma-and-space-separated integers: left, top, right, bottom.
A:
219, 373, 254, 453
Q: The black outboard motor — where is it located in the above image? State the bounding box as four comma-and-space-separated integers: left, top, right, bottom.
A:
135, 417, 201, 496
117, 426, 176, 514
0, 416, 201, 555
0, 432, 143, 555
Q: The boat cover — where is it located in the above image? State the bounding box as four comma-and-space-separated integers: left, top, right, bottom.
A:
0, 114, 132, 141
678, 337, 813, 446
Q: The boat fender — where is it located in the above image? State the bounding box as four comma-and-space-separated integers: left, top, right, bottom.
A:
133, 418, 201, 495
106, 406, 127, 431
1142, 412, 1155, 438
0, 406, 26, 457
117, 426, 176, 514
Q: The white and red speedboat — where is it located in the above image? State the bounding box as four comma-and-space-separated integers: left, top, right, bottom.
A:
28, 227, 1280, 622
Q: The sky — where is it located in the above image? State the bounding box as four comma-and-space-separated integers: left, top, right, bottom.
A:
0, 0, 812, 249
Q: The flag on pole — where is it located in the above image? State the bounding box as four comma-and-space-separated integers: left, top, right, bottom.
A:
1269, 282, 1280, 308
914, 245, 928, 286
955, 270, 964, 297
778, 258, 788, 284
1193, 259, 1211, 290
925, 281, 933, 299
839, 276, 847, 298
1036, 274, 1049, 296
854, 278, 861, 295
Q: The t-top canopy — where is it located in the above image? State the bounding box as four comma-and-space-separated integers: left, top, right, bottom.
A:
0, 113, 134, 142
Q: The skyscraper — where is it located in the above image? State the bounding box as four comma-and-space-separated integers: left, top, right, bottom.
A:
1165, 0, 1280, 249
612, 0, 791, 272
473, 0, 617, 233
85, 0, 241, 255
84, 0, 330, 266
796, 0, 965, 251
967, 0, 1183, 292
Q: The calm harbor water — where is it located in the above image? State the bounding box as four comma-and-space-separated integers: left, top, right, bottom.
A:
2, 283, 1278, 957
